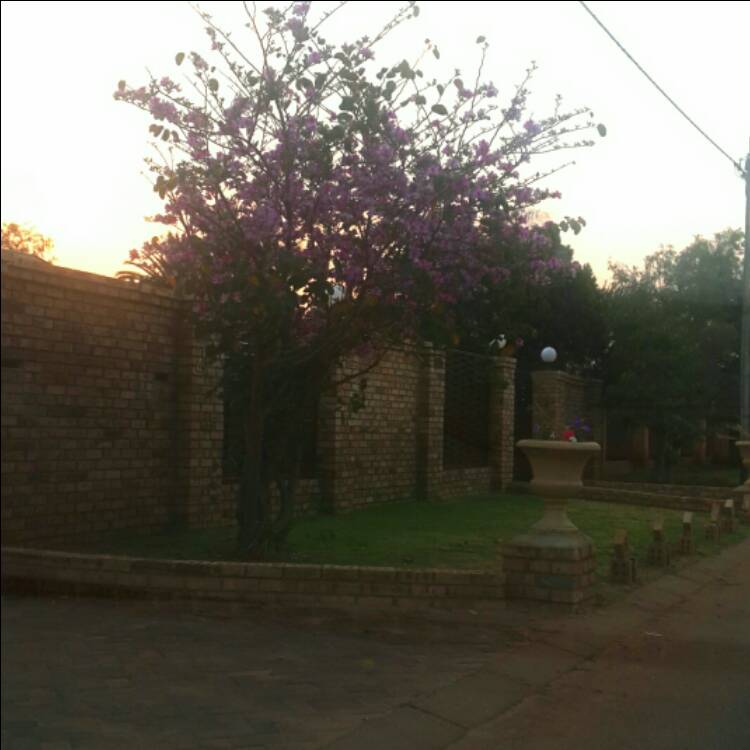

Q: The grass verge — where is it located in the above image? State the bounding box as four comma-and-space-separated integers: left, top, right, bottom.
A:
56, 494, 748, 581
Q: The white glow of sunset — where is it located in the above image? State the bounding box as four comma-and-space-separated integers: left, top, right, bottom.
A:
1, 1, 747, 281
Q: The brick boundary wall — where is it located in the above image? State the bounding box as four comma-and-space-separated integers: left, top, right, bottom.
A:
0, 547, 506, 615
438, 468, 492, 500
2, 250, 517, 546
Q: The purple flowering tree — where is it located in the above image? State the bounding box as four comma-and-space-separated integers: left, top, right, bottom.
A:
116, 1, 600, 554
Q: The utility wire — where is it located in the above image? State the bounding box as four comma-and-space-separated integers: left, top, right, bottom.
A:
578, 1, 746, 177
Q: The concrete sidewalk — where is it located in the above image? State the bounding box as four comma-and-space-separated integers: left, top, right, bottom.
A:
325, 539, 750, 750
2, 539, 748, 750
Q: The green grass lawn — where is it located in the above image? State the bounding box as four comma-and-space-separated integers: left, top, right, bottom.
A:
63, 494, 748, 580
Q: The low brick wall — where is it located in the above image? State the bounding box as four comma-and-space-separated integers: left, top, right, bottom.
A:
585, 481, 734, 501
438, 468, 493, 500
580, 485, 717, 513
509, 480, 716, 513
1, 547, 506, 615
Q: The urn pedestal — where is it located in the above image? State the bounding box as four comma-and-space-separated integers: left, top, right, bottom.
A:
504, 440, 601, 604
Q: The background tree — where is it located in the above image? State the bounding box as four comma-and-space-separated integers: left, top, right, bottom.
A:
116, 235, 181, 288
454, 218, 607, 373
116, 1, 601, 554
603, 229, 743, 480
1, 222, 55, 261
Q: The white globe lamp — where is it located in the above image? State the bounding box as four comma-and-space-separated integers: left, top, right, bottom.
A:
540, 346, 557, 364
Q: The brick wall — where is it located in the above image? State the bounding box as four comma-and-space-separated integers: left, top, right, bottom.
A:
2, 252, 517, 546
325, 347, 423, 509
2, 251, 185, 544
1, 547, 507, 615
321, 348, 516, 509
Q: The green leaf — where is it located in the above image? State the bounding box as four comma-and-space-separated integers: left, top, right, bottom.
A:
117, 80, 126, 92
208, 78, 219, 92
339, 96, 356, 112
597, 123, 607, 137
315, 72, 327, 89
149, 124, 163, 137
414, 95, 427, 106
175, 52, 185, 66
396, 60, 415, 80
432, 47, 440, 60
476, 35, 486, 43
431, 104, 448, 116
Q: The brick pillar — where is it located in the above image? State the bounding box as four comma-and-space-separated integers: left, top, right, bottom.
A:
174, 313, 226, 528
531, 370, 565, 439
416, 345, 445, 501
489, 357, 516, 491
631, 425, 650, 466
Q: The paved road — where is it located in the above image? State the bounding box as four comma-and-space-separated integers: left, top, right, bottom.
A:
1, 595, 531, 750
3, 539, 749, 750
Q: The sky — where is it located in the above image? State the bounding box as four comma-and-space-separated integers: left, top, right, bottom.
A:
1, 0, 748, 282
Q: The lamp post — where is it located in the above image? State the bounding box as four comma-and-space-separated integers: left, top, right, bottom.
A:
741, 150, 749, 441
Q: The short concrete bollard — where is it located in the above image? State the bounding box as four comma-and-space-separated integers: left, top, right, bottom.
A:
721, 499, 736, 534
646, 517, 671, 567
705, 502, 722, 542
678, 511, 694, 555
610, 528, 637, 584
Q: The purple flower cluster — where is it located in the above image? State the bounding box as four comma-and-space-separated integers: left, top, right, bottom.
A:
114, 2, 590, 355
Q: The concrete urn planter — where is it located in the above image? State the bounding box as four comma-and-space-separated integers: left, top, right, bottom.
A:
517, 439, 601, 532
504, 440, 602, 604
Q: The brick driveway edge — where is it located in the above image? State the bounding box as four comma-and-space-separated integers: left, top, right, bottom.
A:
320, 538, 750, 750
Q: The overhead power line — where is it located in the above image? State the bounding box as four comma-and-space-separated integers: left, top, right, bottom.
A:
578, 1, 746, 177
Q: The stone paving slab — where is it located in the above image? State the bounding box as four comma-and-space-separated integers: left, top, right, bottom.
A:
410, 668, 529, 728
484, 641, 580, 687
323, 706, 464, 750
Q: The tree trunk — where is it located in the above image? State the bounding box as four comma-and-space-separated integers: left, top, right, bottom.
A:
271, 475, 299, 551
237, 362, 270, 554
